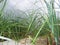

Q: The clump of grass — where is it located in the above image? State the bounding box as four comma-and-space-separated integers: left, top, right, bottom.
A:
32, 0, 59, 45
0, 0, 60, 45
0, 0, 44, 41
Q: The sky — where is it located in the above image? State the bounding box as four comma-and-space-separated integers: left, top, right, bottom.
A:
8, 0, 37, 11
0, 0, 59, 12
6, 0, 59, 11
6, 0, 48, 11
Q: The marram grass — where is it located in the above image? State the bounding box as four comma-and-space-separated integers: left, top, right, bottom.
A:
0, 0, 60, 45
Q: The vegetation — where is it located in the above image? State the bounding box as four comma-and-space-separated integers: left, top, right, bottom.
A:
0, 0, 60, 45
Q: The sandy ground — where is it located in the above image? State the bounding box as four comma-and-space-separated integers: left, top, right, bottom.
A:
0, 38, 47, 45
0, 38, 31, 45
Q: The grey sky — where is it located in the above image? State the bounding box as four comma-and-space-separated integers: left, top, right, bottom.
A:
6, 0, 59, 11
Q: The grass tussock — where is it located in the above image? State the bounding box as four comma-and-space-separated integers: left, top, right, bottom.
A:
0, 0, 60, 45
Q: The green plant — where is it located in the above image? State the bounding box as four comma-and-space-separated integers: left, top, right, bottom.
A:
0, 0, 4, 3
32, 0, 59, 45
0, 0, 60, 45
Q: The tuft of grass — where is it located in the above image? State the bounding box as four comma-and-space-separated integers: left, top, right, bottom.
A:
0, 0, 60, 45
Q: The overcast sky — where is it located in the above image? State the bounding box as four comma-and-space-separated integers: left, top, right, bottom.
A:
7, 0, 37, 11
0, 0, 59, 12
6, 0, 59, 11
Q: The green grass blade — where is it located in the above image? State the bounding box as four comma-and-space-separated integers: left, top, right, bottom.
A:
32, 20, 47, 44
